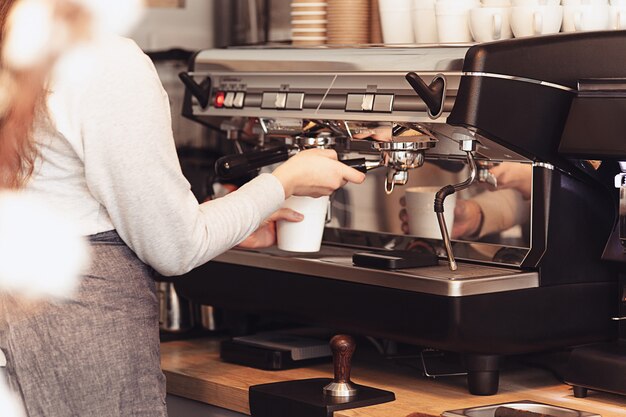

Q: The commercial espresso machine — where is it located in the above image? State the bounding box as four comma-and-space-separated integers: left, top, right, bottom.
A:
177, 32, 624, 395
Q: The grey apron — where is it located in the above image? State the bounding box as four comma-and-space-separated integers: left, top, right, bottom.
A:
0, 231, 167, 417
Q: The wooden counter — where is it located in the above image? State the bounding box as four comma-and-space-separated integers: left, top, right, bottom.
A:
161, 338, 626, 417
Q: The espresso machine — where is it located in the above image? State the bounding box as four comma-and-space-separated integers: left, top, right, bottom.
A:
177, 31, 623, 395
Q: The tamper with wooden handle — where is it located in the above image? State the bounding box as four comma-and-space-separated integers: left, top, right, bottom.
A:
323, 334, 358, 397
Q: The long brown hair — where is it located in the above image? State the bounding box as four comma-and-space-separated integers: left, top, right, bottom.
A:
0, 0, 45, 189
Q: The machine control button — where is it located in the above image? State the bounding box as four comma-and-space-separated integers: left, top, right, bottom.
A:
275, 92, 288, 109
346, 94, 365, 111
223, 92, 235, 108
373, 94, 394, 113
261, 92, 277, 109
286, 93, 305, 110
361, 93, 375, 111
233, 92, 246, 108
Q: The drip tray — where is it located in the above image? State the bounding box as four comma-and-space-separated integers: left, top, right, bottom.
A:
441, 400, 601, 417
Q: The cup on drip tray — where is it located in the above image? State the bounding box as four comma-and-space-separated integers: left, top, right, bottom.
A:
291, 1, 328, 46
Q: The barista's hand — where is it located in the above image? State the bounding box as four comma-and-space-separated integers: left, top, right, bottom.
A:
272, 148, 366, 198
237, 208, 304, 249
490, 163, 532, 200
451, 199, 483, 239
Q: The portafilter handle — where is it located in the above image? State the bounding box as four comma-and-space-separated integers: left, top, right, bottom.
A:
215, 146, 291, 181
323, 334, 358, 397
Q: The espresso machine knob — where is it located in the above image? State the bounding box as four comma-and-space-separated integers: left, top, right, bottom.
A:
323, 335, 358, 397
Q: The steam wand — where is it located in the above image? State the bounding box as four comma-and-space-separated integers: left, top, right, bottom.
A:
436, 139, 478, 271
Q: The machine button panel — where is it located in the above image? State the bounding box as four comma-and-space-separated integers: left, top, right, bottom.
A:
275, 92, 288, 109
361, 93, 375, 111
346, 93, 391, 112
285, 93, 305, 110
373, 94, 394, 113
223, 92, 236, 108
261, 92, 277, 109
233, 92, 246, 108
346, 94, 365, 111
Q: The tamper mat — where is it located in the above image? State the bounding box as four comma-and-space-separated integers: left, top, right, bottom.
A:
249, 377, 395, 417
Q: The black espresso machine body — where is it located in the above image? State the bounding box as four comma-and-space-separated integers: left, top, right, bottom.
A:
177, 33, 623, 395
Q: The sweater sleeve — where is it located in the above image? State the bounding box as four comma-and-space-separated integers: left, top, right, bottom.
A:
78, 37, 284, 276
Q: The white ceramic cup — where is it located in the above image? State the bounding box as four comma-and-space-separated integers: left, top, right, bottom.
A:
405, 186, 456, 240
562, 4, 610, 31
510, 5, 563, 37
276, 195, 329, 252
413, 0, 439, 42
470, 6, 513, 41
435, 1, 478, 42
610, 4, 626, 27
512, 0, 560, 5
380, 0, 416, 44
562, 0, 607, 5
482, 0, 512, 6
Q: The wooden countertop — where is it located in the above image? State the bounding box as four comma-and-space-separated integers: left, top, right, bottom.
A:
161, 338, 626, 417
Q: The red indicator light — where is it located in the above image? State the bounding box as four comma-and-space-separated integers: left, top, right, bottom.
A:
214, 91, 226, 108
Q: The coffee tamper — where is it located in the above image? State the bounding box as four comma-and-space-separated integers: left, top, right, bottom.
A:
323, 334, 358, 397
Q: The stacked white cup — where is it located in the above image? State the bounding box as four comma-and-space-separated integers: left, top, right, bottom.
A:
610, 0, 626, 29
379, 0, 416, 44
562, 0, 610, 31
470, 0, 513, 42
413, 0, 439, 43
435, 0, 480, 43
509, 0, 563, 37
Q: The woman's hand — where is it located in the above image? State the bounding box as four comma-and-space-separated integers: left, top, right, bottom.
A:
490, 163, 532, 200
271, 149, 366, 198
237, 208, 304, 249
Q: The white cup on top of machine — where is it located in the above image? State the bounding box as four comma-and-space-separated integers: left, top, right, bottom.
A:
379, 0, 416, 44
405, 186, 456, 240
510, 5, 563, 37
413, 0, 439, 43
610, 4, 626, 28
562, 4, 610, 31
277, 195, 329, 252
470, 6, 513, 42
435, 0, 479, 43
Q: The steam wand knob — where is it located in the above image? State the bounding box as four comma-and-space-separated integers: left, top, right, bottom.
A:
405, 72, 446, 119
179, 72, 211, 108
323, 335, 358, 398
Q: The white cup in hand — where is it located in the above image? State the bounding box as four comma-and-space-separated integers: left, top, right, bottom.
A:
470, 6, 513, 42
277, 196, 329, 252
405, 186, 456, 240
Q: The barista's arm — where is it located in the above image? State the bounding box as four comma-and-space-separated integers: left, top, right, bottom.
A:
462, 189, 530, 238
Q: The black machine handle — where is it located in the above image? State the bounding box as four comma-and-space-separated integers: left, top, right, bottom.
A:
179, 72, 211, 108
215, 147, 291, 180
340, 158, 368, 174
216, 152, 371, 181
405, 72, 445, 117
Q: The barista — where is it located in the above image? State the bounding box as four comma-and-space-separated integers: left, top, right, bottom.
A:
0, 1, 365, 416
